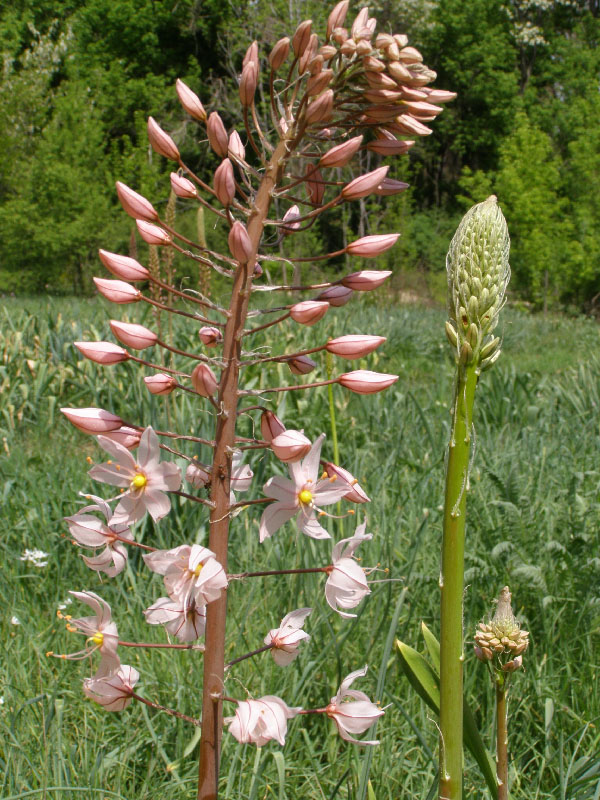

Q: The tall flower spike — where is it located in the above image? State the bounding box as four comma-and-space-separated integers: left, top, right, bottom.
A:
446, 196, 510, 369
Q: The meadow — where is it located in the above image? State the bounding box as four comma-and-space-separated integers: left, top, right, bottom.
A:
1, 295, 599, 799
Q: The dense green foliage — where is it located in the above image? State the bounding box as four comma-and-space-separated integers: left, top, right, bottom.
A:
1, 297, 600, 797
0, 0, 599, 307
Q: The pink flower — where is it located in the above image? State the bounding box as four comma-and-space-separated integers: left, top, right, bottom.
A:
65, 495, 134, 577
143, 544, 228, 606
367, 139, 415, 156
324, 463, 370, 503
88, 426, 181, 525
110, 320, 158, 349
264, 608, 312, 666
271, 429, 311, 463
281, 205, 302, 234
345, 236, 398, 258
228, 130, 246, 160
64, 590, 120, 677
147, 116, 180, 160
326, 666, 384, 745
340, 270, 392, 291
144, 596, 206, 642
83, 664, 139, 711
326, 335, 386, 359
259, 434, 348, 541
98, 250, 150, 281
185, 460, 211, 488
75, 341, 129, 365
61, 407, 123, 434
289, 300, 329, 326
338, 370, 399, 395
325, 523, 372, 617
225, 696, 301, 746
229, 451, 253, 502
175, 79, 207, 121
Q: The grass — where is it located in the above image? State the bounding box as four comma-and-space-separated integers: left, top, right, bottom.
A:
1, 294, 599, 799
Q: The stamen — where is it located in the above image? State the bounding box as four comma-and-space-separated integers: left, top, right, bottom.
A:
193, 563, 203, 577
329, 475, 337, 482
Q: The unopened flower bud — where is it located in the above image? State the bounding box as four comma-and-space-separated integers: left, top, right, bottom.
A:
94, 278, 141, 304
288, 355, 317, 375
110, 320, 158, 350
319, 44, 338, 60
425, 89, 458, 104
292, 20, 313, 57
239, 61, 258, 107
341, 269, 392, 292
298, 33, 319, 73
342, 166, 389, 200
327, 0, 350, 38
260, 410, 286, 443
186, 461, 211, 488
374, 178, 410, 197
115, 182, 157, 221
214, 158, 236, 207
307, 68, 333, 96
319, 135, 363, 168
191, 363, 218, 397
394, 114, 432, 136
170, 173, 198, 199
199, 326, 223, 347
339, 370, 398, 394
351, 7, 369, 39
305, 90, 334, 124
305, 166, 325, 205
228, 131, 246, 161
144, 374, 177, 395
290, 300, 329, 326
398, 46, 423, 64
340, 38, 356, 56
228, 221, 253, 263
243, 41, 259, 69
324, 463, 370, 503
136, 220, 171, 246
207, 112, 229, 157
269, 37, 290, 70
61, 407, 124, 434
326, 335, 386, 359
345, 234, 399, 257
98, 250, 149, 281
176, 79, 207, 121
317, 285, 353, 306
102, 426, 141, 450
271, 430, 311, 463
147, 117, 180, 161
282, 205, 302, 234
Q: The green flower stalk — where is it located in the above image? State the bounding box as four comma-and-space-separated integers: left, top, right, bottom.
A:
439, 197, 510, 800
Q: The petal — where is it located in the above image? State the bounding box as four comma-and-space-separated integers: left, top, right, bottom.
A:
137, 427, 160, 471
297, 510, 331, 539
143, 488, 172, 522
88, 463, 131, 488
152, 461, 182, 491
259, 503, 296, 542
301, 433, 326, 483
96, 435, 136, 470
263, 475, 297, 503
278, 607, 312, 630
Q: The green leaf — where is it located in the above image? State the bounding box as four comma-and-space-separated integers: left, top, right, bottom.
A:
421, 622, 440, 672
395, 640, 440, 714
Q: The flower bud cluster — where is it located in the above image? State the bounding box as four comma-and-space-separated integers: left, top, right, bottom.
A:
474, 586, 529, 673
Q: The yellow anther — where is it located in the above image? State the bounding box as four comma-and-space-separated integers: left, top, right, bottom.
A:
64, 614, 72, 620
107, 459, 112, 464
86, 456, 93, 464
90, 632, 104, 646
66, 623, 77, 633
115, 464, 121, 471
351, 479, 358, 485
298, 489, 313, 505
321, 471, 328, 480
193, 563, 203, 577
56, 609, 63, 618
318, 510, 326, 517
132, 473, 147, 489
46, 651, 54, 657
348, 509, 355, 515
329, 475, 337, 483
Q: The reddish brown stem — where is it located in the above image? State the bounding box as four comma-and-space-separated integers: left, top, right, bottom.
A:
119, 640, 205, 651
229, 566, 331, 579
131, 691, 201, 726
225, 643, 273, 669
239, 378, 338, 395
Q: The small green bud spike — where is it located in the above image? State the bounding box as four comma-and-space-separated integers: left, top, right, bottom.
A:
447, 196, 510, 368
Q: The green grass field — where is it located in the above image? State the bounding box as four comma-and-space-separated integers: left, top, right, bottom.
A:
1, 295, 599, 799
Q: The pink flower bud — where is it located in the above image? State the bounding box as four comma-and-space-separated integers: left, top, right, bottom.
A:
324, 463, 370, 503
319, 44, 338, 60
282, 205, 302, 234
367, 139, 414, 156
342, 166, 389, 200
115, 182, 157, 222
102, 426, 141, 450
144, 374, 177, 395
345, 234, 399, 257
292, 20, 313, 57
253, 262, 263, 277
228, 221, 253, 263
326, 335, 386, 359
316, 285, 353, 306
305, 166, 325, 205
98, 250, 149, 281
243, 41, 259, 69
401, 100, 443, 118
170, 173, 198, 199
351, 7, 369, 39
228, 131, 245, 161
207, 112, 229, 157
199, 326, 223, 347
175, 79, 207, 121
288, 355, 317, 375
75, 341, 129, 365
290, 300, 329, 326
341, 270, 393, 291
186, 461, 211, 488
374, 178, 410, 196
94, 278, 141, 304
214, 158, 236, 207
271, 430, 311, 463
398, 85, 428, 101
261, 410, 286, 443
394, 114, 432, 136
136, 220, 171, 246
502, 656, 523, 673
305, 90, 334, 125
319, 135, 363, 168
327, 0, 350, 38
298, 33, 318, 73
364, 89, 403, 104
147, 116, 180, 161
333, 27, 349, 45
424, 89, 457, 104
307, 68, 333, 97
239, 61, 258, 107
191, 363, 218, 397
61, 407, 124, 434
269, 37, 290, 70
338, 370, 399, 394
110, 320, 158, 349
398, 45, 423, 64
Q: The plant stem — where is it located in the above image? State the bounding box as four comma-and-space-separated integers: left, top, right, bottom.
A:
496, 675, 508, 800
439, 363, 478, 800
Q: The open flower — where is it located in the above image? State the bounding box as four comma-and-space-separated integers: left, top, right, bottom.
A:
83, 664, 139, 711
143, 544, 228, 607
325, 523, 372, 618
225, 696, 301, 746
65, 495, 133, 577
144, 596, 206, 642
88, 427, 181, 525
259, 434, 349, 542
58, 591, 120, 677
264, 608, 312, 666
229, 450, 253, 503
326, 666, 384, 745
